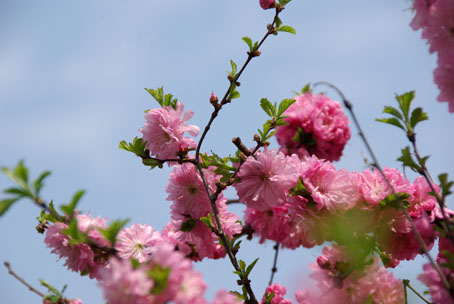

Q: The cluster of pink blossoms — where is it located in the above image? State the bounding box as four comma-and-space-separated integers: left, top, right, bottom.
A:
296, 244, 404, 304
275, 92, 351, 162
411, 0, 454, 112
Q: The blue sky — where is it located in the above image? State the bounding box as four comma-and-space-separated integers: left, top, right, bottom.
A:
1, 0, 453, 303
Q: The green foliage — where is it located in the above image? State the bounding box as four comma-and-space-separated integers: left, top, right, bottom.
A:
277, 25, 296, 34
180, 217, 197, 232
278, 0, 292, 6
119, 137, 163, 169
200, 214, 215, 229
63, 218, 88, 245
60, 190, 85, 219
40, 279, 69, 304
200, 153, 236, 183
264, 292, 276, 304
0, 161, 52, 216
99, 218, 130, 247
376, 91, 428, 134
145, 87, 178, 109
148, 265, 170, 295
379, 192, 411, 210
257, 97, 295, 142
235, 258, 259, 280
438, 173, 454, 200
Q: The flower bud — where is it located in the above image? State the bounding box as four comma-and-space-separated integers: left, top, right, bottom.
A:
260, 0, 276, 10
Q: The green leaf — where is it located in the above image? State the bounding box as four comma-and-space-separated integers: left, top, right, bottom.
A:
119, 137, 147, 158
0, 198, 19, 216
33, 171, 51, 195
375, 118, 405, 130
148, 265, 170, 295
242, 37, 253, 50
275, 17, 282, 29
239, 260, 246, 273
395, 91, 415, 121
260, 98, 275, 117
277, 98, 295, 117
279, 0, 292, 6
410, 107, 428, 129
277, 25, 296, 34
382, 106, 403, 120
142, 158, 161, 169
145, 87, 164, 106
301, 83, 311, 94
3, 187, 30, 197
245, 258, 259, 277
60, 190, 85, 218
1, 161, 29, 190
230, 60, 238, 77
200, 215, 214, 229
229, 89, 240, 100
439, 173, 454, 199
99, 218, 130, 246
397, 146, 419, 172
63, 218, 88, 245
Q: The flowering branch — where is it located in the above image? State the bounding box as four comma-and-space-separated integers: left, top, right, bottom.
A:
314, 81, 453, 294
403, 279, 431, 304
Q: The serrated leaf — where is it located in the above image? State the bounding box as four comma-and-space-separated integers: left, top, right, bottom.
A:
245, 258, 259, 277
0, 198, 19, 216
230, 60, 237, 77
277, 98, 296, 117
260, 98, 275, 117
382, 106, 403, 120
145, 87, 164, 106
33, 170, 51, 195
375, 118, 405, 130
418, 155, 430, 168
277, 25, 296, 34
410, 107, 428, 129
301, 83, 311, 94
439, 173, 454, 199
395, 91, 415, 121
100, 218, 130, 246
239, 260, 246, 272
60, 190, 85, 219
397, 146, 419, 172
275, 16, 282, 29
242, 37, 253, 50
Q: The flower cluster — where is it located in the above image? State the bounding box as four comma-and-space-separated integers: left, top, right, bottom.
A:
295, 244, 404, 304
411, 0, 454, 112
275, 92, 351, 161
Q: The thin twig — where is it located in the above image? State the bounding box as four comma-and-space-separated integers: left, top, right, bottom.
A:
4, 261, 44, 298
314, 81, 452, 294
403, 279, 432, 304
191, 7, 287, 304
268, 243, 280, 286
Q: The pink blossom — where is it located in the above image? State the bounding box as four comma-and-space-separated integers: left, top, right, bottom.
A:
419, 263, 454, 304
422, 0, 454, 54
44, 214, 108, 279
409, 176, 439, 217
260, 0, 275, 10
244, 205, 292, 244
275, 93, 350, 161
260, 283, 293, 304
234, 149, 300, 211
410, 0, 437, 30
115, 224, 162, 263
140, 102, 200, 159
300, 156, 360, 213
212, 290, 242, 304
167, 162, 218, 219
99, 258, 154, 304
434, 50, 454, 112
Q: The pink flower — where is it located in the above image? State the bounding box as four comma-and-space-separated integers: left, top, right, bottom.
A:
44, 214, 108, 279
410, 0, 437, 30
260, 0, 275, 10
260, 283, 293, 304
167, 162, 218, 219
419, 263, 454, 304
409, 176, 439, 218
422, 0, 454, 54
234, 148, 300, 211
115, 224, 162, 263
140, 102, 200, 159
434, 50, 454, 112
300, 156, 360, 213
99, 258, 154, 304
212, 290, 242, 304
275, 93, 350, 161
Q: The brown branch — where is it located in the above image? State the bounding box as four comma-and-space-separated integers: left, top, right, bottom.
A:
4, 261, 44, 298
268, 243, 280, 286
